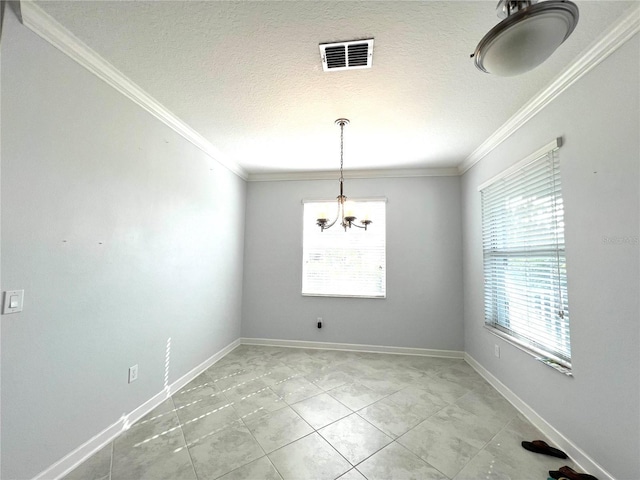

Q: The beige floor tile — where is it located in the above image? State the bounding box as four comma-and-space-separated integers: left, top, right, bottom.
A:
268, 433, 351, 480
269, 376, 323, 405
385, 385, 448, 419
177, 399, 239, 446
358, 397, 426, 438
337, 468, 368, 480
244, 406, 314, 453
291, 393, 352, 430
357, 442, 448, 480
230, 386, 287, 420
111, 400, 196, 480
217, 455, 283, 480
412, 374, 472, 404
397, 417, 480, 479
188, 421, 264, 479
319, 413, 392, 465
327, 382, 385, 410
305, 369, 355, 391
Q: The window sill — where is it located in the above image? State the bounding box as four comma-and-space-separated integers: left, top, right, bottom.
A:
534, 357, 573, 376
484, 325, 573, 377
302, 293, 386, 299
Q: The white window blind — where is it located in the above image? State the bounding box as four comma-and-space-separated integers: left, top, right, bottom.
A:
302, 200, 386, 298
481, 148, 571, 366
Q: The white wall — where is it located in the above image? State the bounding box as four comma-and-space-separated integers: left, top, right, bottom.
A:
1, 10, 246, 479
461, 35, 639, 480
242, 176, 464, 351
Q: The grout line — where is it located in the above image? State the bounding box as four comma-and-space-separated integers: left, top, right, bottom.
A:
393, 440, 451, 479
318, 418, 391, 471
264, 455, 285, 480
354, 467, 369, 480
453, 417, 513, 478
157, 346, 526, 480
315, 429, 356, 473
266, 429, 317, 453
238, 408, 269, 457
233, 386, 288, 478
108, 440, 114, 480
170, 395, 200, 480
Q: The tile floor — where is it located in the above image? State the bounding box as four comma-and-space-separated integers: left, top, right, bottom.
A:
63, 345, 576, 480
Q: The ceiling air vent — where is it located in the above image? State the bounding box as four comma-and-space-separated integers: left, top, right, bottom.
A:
319, 39, 374, 72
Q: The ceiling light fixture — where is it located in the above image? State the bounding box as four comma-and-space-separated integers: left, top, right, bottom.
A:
472, 0, 579, 76
317, 119, 372, 232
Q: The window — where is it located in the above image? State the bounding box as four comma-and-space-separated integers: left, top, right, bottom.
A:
480, 141, 571, 367
302, 199, 386, 298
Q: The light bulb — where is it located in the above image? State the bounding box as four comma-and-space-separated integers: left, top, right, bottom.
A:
344, 201, 356, 218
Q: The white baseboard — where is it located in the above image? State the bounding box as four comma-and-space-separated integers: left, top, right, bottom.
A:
33, 338, 241, 480
240, 337, 464, 359
464, 353, 614, 480
166, 338, 241, 397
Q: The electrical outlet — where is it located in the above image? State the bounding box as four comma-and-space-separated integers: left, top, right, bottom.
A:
128, 364, 138, 383
494, 345, 500, 358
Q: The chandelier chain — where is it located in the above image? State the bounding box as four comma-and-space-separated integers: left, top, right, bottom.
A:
315, 118, 371, 232
339, 121, 344, 183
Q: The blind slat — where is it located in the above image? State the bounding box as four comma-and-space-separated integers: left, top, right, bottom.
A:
302, 200, 386, 297
481, 151, 571, 365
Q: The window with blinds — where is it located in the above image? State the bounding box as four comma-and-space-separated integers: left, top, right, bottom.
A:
302, 200, 386, 298
480, 144, 571, 367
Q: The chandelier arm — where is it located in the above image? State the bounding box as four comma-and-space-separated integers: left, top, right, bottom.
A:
318, 197, 344, 231
322, 213, 340, 231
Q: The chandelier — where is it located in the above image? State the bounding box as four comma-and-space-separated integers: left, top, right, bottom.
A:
317, 118, 372, 232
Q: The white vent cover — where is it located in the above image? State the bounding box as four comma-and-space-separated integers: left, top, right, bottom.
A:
319, 39, 374, 72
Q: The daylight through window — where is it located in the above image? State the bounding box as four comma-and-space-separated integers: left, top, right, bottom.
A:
302, 199, 386, 298
480, 145, 571, 367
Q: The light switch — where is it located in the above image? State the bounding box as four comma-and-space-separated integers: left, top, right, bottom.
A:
3, 290, 24, 314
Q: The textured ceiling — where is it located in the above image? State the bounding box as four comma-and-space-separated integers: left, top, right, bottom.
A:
35, 1, 635, 175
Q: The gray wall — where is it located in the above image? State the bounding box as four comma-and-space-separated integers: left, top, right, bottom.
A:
242, 176, 464, 351
1, 10, 246, 480
3, 3, 637, 479
461, 35, 639, 479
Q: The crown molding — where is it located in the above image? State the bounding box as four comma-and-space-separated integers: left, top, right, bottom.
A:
18, 1, 248, 180
17, 1, 638, 181
458, 4, 640, 175
247, 167, 460, 182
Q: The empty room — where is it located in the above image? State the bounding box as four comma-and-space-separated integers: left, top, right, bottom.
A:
1, 1, 638, 479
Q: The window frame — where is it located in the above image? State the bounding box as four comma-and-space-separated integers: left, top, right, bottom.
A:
479, 138, 572, 370
301, 197, 387, 299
